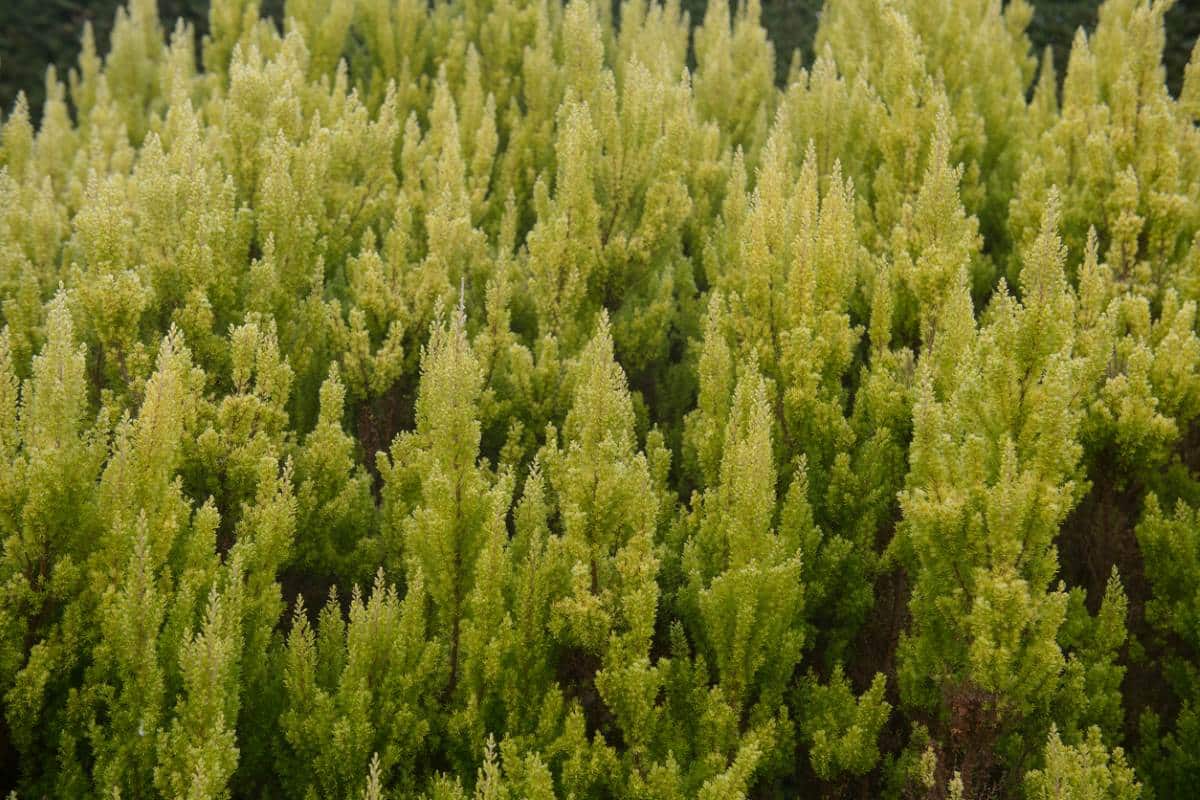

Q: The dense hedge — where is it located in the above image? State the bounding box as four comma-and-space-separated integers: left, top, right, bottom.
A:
4, 0, 1199, 114
2, 0, 1200, 798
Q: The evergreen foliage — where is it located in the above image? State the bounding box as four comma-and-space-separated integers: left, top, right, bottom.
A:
1, 0, 1199, 797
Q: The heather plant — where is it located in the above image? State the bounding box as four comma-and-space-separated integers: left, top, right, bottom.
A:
2, 0, 1199, 798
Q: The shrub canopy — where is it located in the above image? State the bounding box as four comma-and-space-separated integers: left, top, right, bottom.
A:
1, 1, 1200, 798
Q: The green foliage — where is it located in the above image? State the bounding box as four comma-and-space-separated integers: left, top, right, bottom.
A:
1024, 725, 1140, 800
2, 0, 1200, 798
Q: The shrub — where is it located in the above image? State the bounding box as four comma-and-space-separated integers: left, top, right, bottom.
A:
1, 1, 1198, 798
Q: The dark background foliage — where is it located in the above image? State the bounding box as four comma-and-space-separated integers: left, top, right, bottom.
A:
3, 0, 1198, 119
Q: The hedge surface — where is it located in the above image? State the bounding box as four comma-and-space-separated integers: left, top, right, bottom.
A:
3, 0, 1198, 115
2, 1, 1200, 798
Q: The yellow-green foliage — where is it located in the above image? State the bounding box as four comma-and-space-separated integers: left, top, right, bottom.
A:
1, 1, 1199, 798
